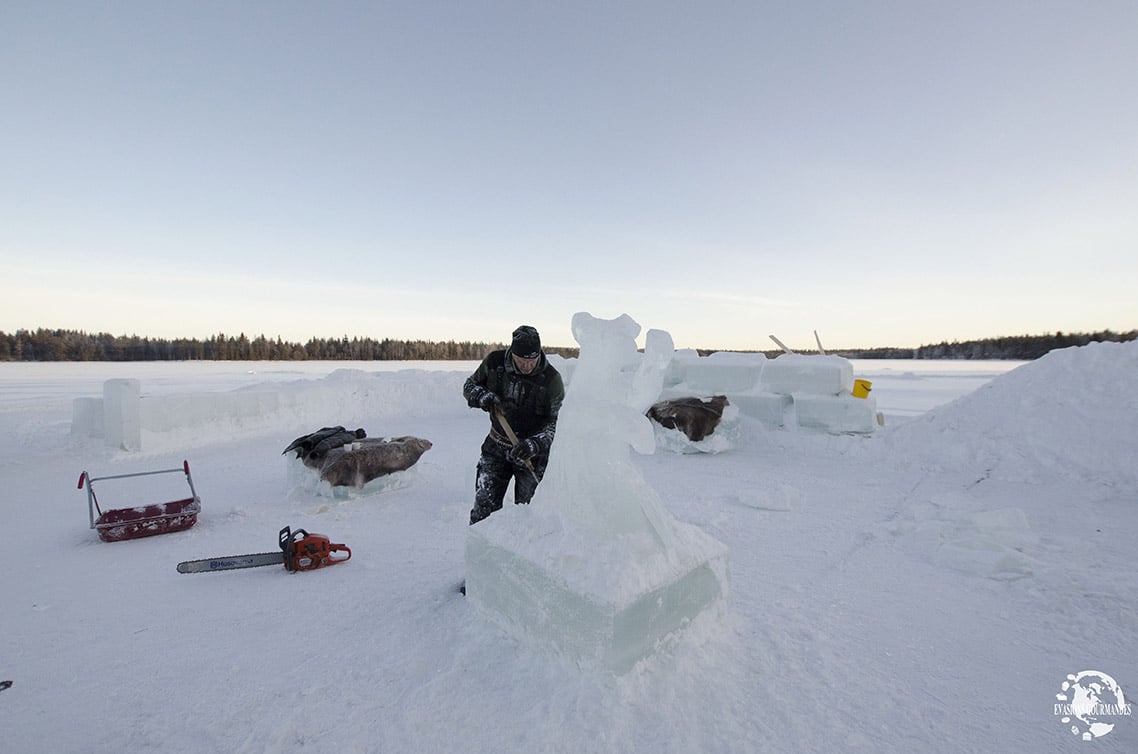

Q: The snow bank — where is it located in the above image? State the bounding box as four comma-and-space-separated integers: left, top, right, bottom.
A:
884, 341, 1138, 489
71, 368, 467, 453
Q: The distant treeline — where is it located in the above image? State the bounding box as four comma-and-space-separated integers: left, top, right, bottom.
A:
825, 329, 1137, 361
0, 329, 582, 362
708, 329, 1135, 361
0, 328, 1133, 362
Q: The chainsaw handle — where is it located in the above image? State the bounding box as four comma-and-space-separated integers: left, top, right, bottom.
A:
326, 542, 351, 564
278, 526, 351, 571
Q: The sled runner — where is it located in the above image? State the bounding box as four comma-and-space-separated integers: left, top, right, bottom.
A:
78, 461, 201, 542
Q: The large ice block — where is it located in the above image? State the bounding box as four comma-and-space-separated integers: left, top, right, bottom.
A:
103, 378, 141, 451
465, 506, 728, 674
758, 353, 853, 396
794, 393, 878, 433
71, 397, 103, 438
667, 350, 765, 394
725, 391, 793, 428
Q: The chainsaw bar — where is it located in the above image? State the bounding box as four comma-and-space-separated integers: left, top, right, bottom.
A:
176, 551, 284, 573
176, 526, 350, 574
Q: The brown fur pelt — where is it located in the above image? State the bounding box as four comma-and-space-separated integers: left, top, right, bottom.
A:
308, 436, 433, 488
646, 396, 730, 442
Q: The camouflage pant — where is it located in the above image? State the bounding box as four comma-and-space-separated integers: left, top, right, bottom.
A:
469, 435, 548, 525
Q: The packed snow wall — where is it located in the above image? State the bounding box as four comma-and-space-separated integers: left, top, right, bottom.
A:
73, 347, 878, 453
71, 368, 466, 452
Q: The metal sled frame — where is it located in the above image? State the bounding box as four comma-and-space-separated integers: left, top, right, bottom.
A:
77, 461, 201, 542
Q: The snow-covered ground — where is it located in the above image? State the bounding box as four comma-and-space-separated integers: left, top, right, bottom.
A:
2, 346, 1135, 753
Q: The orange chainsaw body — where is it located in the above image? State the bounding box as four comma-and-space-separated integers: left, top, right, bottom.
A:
280, 527, 351, 571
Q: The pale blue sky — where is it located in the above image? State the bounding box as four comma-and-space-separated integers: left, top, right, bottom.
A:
3, 1, 1136, 351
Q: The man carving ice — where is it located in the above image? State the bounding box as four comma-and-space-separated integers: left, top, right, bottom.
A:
463, 325, 564, 524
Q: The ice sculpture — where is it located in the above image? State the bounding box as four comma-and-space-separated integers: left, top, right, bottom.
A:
464, 312, 729, 674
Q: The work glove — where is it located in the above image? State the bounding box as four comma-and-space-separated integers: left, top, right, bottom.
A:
477, 391, 500, 412
507, 437, 540, 464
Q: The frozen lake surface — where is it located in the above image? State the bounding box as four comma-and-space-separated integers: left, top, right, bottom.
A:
3, 344, 1135, 754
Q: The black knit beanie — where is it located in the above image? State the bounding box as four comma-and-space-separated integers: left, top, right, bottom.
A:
511, 325, 542, 358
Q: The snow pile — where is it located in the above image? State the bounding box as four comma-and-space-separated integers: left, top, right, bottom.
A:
884, 340, 1138, 488
871, 341, 1138, 583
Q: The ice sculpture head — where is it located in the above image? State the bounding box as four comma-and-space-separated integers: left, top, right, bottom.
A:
569, 312, 641, 396
563, 312, 656, 457
536, 313, 675, 546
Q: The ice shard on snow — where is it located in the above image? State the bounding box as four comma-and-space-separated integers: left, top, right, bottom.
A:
464, 312, 729, 674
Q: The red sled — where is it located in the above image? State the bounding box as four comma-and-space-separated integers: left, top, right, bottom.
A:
78, 461, 201, 542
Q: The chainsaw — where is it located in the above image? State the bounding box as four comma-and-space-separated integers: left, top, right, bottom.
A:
176, 526, 351, 574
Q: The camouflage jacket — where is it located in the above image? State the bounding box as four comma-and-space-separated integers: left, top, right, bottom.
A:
463, 348, 564, 451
